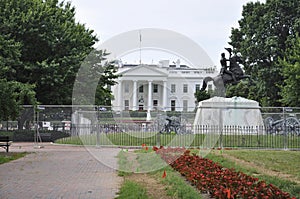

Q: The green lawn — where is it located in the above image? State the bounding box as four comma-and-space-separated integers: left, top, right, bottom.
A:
117, 149, 202, 199
116, 180, 148, 199
206, 150, 300, 198
0, 152, 27, 164
220, 150, 300, 181
55, 132, 300, 149
117, 148, 300, 198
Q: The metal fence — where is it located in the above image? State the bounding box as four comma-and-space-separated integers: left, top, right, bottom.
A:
1, 105, 300, 150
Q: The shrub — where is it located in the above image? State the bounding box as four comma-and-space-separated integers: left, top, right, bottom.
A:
0, 130, 70, 142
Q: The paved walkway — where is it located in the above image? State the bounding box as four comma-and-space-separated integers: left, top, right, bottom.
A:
0, 143, 123, 199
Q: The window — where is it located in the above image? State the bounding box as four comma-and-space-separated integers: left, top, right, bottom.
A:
153, 84, 158, 93
171, 100, 176, 111
124, 100, 129, 110
139, 85, 144, 93
195, 84, 200, 92
171, 84, 176, 93
208, 84, 212, 91
139, 104, 144, 111
124, 82, 129, 93
153, 100, 158, 110
183, 84, 188, 93
183, 100, 188, 112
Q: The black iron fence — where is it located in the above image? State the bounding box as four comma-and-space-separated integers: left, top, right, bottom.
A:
0, 105, 300, 150
55, 123, 299, 150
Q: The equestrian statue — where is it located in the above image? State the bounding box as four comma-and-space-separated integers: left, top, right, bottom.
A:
200, 48, 251, 96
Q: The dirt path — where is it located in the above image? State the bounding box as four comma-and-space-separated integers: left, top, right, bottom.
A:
214, 151, 300, 185
120, 151, 173, 199
125, 173, 173, 199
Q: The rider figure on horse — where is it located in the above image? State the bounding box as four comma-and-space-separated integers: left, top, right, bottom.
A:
220, 49, 237, 83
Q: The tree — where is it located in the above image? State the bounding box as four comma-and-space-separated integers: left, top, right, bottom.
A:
95, 62, 119, 106
194, 90, 211, 103
229, 0, 300, 106
0, 0, 101, 104
279, 36, 300, 106
226, 81, 256, 99
72, 49, 120, 105
0, 79, 36, 121
0, 31, 37, 122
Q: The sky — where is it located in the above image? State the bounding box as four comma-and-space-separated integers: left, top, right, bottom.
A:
69, 0, 264, 67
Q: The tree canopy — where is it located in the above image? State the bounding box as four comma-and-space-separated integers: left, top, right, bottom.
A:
0, 0, 99, 105
72, 49, 119, 105
0, 27, 37, 120
194, 90, 211, 103
229, 0, 300, 106
279, 36, 300, 106
0, 0, 120, 120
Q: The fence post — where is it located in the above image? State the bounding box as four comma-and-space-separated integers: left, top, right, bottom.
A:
219, 108, 223, 149
156, 132, 161, 146
96, 124, 100, 147
283, 107, 288, 150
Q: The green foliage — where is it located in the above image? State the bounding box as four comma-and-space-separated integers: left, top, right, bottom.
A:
280, 36, 300, 106
229, 0, 300, 106
55, 133, 300, 149
207, 151, 300, 197
223, 150, 300, 180
0, 152, 28, 164
116, 150, 202, 199
0, 34, 22, 80
0, 79, 36, 121
0, 0, 98, 104
0, 28, 37, 120
73, 49, 119, 105
194, 90, 211, 102
116, 180, 148, 199
0, 130, 69, 142
226, 81, 255, 99
155, 166, 202, 199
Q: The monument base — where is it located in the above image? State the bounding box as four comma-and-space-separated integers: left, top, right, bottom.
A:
193, 96, 264, 134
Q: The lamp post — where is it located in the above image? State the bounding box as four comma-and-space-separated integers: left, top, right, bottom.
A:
34, 105, 45, 148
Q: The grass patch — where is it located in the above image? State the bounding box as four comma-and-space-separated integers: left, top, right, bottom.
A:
116, 180, 148, 199
206, 151, 300, 198
151, 166, 202, 199
55, 133, 300, 149
223, 150, 300, 181
0, 152, 28, 164
117, 148, 202, 199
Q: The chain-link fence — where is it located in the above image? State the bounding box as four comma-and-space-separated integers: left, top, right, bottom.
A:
0, 105, 299, 150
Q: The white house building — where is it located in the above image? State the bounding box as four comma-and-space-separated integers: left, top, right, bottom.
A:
111, 61, 218, 112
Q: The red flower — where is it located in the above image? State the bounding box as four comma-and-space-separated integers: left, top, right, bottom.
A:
154, 146, 296, 199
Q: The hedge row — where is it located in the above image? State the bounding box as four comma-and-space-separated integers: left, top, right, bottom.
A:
0, 130, 70, 142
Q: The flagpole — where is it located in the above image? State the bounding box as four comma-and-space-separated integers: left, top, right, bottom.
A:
139, 30, 142, 64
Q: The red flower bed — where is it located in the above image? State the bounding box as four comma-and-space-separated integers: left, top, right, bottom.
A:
153, 147, 296, 199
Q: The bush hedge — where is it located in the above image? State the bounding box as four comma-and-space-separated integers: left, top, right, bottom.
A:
0, 130, 70, 142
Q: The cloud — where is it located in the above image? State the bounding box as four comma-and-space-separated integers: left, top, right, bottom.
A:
70, 0, 264, 65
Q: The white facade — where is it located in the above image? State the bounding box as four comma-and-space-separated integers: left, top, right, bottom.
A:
111, 63, 217, 112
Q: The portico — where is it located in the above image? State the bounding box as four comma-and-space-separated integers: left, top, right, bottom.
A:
112, 64, 217, 112
118, 79, 168, 111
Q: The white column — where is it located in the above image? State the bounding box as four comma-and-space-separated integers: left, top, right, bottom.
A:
148, 81, 152, 111
118, 80, 122, 111
132, 80, 137, 111
163, 81, 167, 111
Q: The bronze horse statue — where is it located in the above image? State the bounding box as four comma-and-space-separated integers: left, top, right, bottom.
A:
200, 53, 251, 96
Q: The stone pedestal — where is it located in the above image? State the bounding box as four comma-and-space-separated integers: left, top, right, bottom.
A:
193, 96, 264, 134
